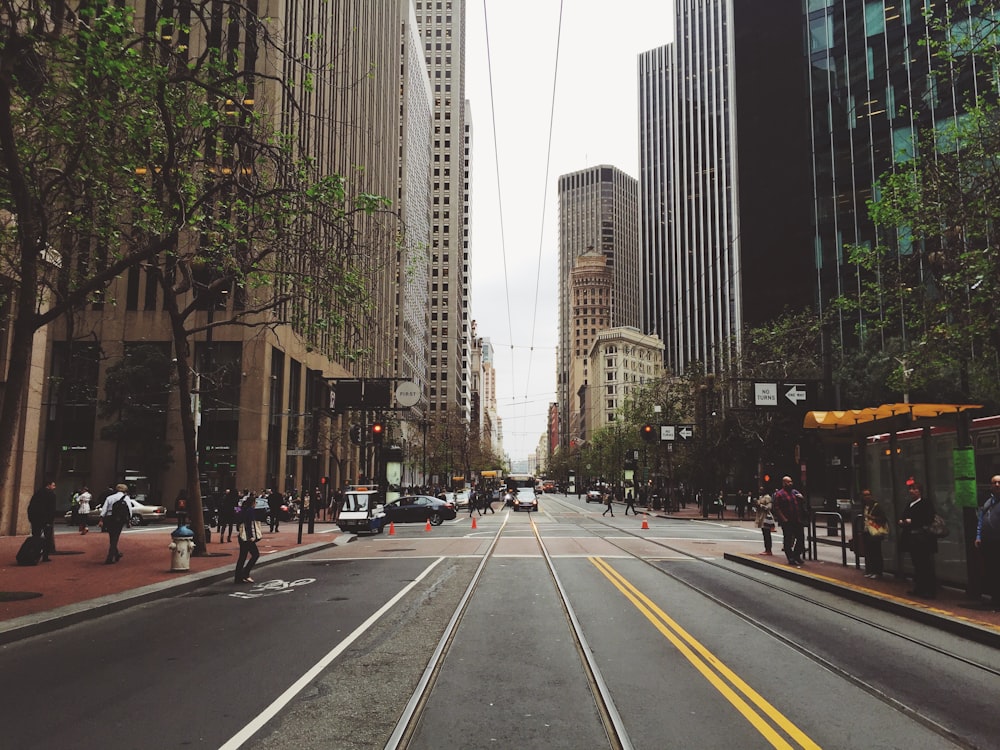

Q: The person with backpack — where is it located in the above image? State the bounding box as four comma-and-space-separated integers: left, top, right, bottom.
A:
100, 483, 132, 564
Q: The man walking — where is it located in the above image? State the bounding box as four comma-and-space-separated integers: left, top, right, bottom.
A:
602, 488, 614, 517
624, 489, 637, 515
268, 488, 283, 533
100, 483, 131, 564
975, 475, 1000, 611
772, 475, 806, 567
27, 478, 58, 562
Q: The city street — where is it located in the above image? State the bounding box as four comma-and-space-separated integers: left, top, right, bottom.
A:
3, 494, 998, 749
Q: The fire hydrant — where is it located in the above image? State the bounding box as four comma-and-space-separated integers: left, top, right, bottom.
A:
169, 525, 195, 572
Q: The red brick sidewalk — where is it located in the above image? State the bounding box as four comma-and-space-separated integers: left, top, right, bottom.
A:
0, 522, 347, 642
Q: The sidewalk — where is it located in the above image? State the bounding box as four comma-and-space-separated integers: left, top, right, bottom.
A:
0, 522, 353, 645
652, 502, 1000, 647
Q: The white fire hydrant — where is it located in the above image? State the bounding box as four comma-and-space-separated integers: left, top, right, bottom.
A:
169, 525, 195, 571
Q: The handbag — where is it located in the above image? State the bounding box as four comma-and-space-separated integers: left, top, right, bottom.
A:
762, 513, 776, 531
866, 519, 890, 538
925, 513, 949, 539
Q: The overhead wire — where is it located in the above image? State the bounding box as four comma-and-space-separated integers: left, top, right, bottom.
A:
480, 0, 565, 460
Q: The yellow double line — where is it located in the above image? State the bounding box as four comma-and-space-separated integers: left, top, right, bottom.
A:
589, 557, 822, 750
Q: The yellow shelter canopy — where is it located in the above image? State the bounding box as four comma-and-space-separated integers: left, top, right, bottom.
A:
803, 403, 982, 430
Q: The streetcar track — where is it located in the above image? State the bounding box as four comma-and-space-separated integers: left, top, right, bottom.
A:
384, 510, 632, 750
579, 511, 989, 750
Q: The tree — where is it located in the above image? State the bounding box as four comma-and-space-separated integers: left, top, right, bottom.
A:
835, 3, 1000, 408
0, 3, 395, 542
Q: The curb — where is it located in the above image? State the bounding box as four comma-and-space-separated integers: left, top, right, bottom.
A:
724, 552, 1000, 649
0, 535, 354, 646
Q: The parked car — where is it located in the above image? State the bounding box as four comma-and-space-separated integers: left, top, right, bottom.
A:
382, 495, 456, 526
65, 497, 168, 527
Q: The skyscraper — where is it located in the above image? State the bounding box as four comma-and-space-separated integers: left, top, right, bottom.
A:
556, 165, 640, 448
807, 0, 996, 349
639, 0, 813, 376
415, 1, 472, 421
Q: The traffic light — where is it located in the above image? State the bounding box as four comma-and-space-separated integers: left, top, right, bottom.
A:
371, 422, 384, 444
349, 425, 362, 445
640, 424, 656, 443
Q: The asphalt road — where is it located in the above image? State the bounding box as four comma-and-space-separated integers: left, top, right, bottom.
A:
3, 493, 996, 749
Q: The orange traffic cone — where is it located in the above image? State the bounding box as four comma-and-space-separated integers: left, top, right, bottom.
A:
425, 518, 432, 531
472, 516, 478, 529
641, 514, 649, 530
388, 522, 395, 535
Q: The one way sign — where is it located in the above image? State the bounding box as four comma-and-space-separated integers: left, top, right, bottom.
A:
784, 383, 807, 405
677, 425, 694, 440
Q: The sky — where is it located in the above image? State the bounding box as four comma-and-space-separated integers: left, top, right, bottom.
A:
465, 1, 675, 464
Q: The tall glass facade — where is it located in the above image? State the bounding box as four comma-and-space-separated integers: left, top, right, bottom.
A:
808, 0, 998, 348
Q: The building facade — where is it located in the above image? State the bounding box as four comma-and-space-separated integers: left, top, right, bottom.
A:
27, 2, 414, 515
639, 0, 813, 377
557, 165, 640, 449
415, 1, 473, 422
586, 327, 665, 435
568, 252, 613, 444
807, 0, 998, 349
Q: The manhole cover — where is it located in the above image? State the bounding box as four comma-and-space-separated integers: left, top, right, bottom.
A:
0, 591, 43, 601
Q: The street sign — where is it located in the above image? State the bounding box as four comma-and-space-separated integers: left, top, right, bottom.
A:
754, 382, 779, 407
661, 425, 676, 441
784, 383, 807, 405
286, 449, 312, 456
677, 424, 694, 440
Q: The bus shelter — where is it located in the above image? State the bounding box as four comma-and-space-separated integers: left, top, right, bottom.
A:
803, 403, 983, 592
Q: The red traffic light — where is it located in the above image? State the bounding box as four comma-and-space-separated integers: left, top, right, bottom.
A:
641, 424, 656, 443
371, 422, 384, 443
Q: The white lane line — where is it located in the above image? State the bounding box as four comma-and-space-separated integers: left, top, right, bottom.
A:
218, 556, 445, 750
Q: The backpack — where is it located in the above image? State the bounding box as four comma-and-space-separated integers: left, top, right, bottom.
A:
111, 495, 131, 526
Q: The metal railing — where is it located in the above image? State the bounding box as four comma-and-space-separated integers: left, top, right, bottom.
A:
808, 511, 850, 566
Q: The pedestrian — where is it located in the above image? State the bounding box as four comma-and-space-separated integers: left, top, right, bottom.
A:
234, 495, 262, 584
482, 488, 495, 514
602, 489, 614, 517
898, 478, 937, 599
773, 475, 806, 567
715, 491, 725, 519
76, 485, 92, 535
861, 488, 889, 579
218, 488, 237, 542
99, 483, 131, 564
624, 489, 637, 515
27, 478, 58, 562
754, 486, 774, 555
267, 488, 283, 532
735, 489, 748, 521
975, 475, 1000, 611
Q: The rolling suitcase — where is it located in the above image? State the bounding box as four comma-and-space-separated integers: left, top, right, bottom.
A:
16, 535, 43, 566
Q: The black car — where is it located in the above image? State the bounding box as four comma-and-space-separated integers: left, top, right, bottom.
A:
382, 495, 456, 526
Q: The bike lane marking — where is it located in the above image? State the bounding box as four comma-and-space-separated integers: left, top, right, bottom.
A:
590, 556, 822, 750
218, 557, 445, 750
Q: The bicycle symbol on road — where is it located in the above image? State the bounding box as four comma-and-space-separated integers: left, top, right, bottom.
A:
229, 578, 316, 599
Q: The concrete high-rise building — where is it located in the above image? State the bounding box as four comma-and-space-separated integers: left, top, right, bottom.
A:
557, 166, 640, 448
415, 1, 472, 423
586, 327, 665, 435
639, 1, 812, 377
28, 2, 411, 511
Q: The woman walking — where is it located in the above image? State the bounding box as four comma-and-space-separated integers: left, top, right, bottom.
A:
76, 486, 92, 534
234, 495, 262, 584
